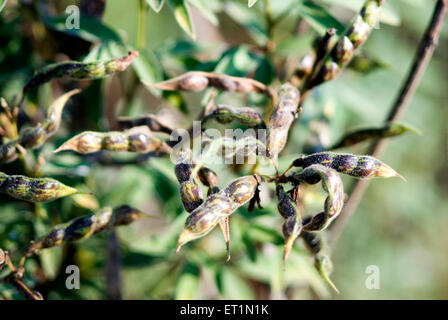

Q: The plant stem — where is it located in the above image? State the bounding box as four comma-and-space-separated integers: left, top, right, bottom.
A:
328, 0, 448, 247
137, 0, 147, 49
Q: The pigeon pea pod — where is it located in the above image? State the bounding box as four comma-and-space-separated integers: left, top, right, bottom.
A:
202, 104, 266, 129
290, 164, 344, 232
266, 83, 301, 158
117, 114, 173, 135
311, 0, 386, 87
0, 172, 78, 203
55, 127, 171, 155
174, 151, 204, 213
22, 51, 138, 96
276, 185, 302, 265
291, 152, 404, 180
143, 71, 274, 98
0, 90, 79, 163
176, 175, 262, 252
24, 205, 143, 256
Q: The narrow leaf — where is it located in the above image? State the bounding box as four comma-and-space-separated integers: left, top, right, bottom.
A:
146, 0, 166, 12
167, 0, 196, 40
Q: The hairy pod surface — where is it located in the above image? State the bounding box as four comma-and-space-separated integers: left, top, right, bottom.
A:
291, 152, 404, 180
175, 152, 204, 213
291, 164, 344, 231
0, 140, 19, 163
55, 129, 170, 155
177, 175, 261, 251
143, 71, 273, 97
266, 83, 300, 158
0, 172, 77, 202
276, 185, 302, 264
313, 0, 386, 86
25, 205, 143, 256
23, 52, 138, 95
203, 104, 266, 129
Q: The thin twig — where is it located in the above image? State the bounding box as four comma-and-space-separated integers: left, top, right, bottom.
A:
106, 231, 122, 300
328, 0, 448, 247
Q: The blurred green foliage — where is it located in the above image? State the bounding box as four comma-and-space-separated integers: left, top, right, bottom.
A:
0, 0, 447, 300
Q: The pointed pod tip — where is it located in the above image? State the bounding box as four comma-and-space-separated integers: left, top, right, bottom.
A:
54, 142, 75, 153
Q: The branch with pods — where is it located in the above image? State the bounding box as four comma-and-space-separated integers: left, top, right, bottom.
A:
1, 0, 445, 298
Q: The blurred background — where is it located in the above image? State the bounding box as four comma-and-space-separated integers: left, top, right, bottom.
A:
0, 0, 447, 300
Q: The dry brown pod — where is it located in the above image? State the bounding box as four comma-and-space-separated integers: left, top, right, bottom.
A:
142, 71, 275, 99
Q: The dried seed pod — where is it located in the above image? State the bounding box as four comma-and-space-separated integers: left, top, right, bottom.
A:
329, 123, 421, 149
55, 127, 171, 155
292, 28, 337, 86
24, 205, 143, 256
23, 51, 138, 96
143, 71, 273, 97
117, 114, 173, 135
301, 231, 339, 293
266, 83, 301, 158
291, 164, 344, 231
175, 151, 204, 213
0, 90, 80, 160
0, 139, 19, 163
198, 167, 219, 196
176, 175, 262, 252
197, 166, 231, 260
276, 185, 302, 265
291, 152, 404, 180
0, 172, 78, 203
202, 104, 266, 129
292, 51, 316, 85
311, 0, 386, 87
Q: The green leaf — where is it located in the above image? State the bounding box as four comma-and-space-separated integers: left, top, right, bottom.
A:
220, 268, 254, 299
146, 0, 166, 12
296, 1, 345, 35
0, 0, 7, 13
175, 262, 200, 299
187, 0, 219, 26
44, 16, 122, 44
167, 0, 196, 40
130, 47, 163, 96
248, 0, 258, 8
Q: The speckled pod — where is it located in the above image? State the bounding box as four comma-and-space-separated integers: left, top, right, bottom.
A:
266, 83, 301, 158
24, 205, 143, 256
23, 51, 138, 95
314, 0, 386, 85
0, 140, 19, 163
292, 152, 404, 180
177, 175, 261, 251
0, 172, 77, 203
198, 167, 219, 196
55, 129, 170, 154
0, 90, 79, 161
292, 164, 344, 231
276, 185, 302, 264
301, 231, 339, 293
117, 114, 173, 135
175, 151, 204, 213
330, 123, 420, 149
202, 104, 266, 129
143, 71, 273, 97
